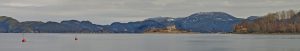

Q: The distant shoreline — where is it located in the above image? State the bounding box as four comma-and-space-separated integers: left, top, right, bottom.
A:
1, 32, 300, 35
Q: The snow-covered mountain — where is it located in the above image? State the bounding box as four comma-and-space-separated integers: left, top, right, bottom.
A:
174, 12, 241, 33
0, 12, 244, 33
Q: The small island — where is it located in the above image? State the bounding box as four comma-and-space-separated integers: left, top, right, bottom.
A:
144, 25, 188, 33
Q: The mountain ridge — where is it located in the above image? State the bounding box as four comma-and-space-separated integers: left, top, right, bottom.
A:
0, 11, 269, 33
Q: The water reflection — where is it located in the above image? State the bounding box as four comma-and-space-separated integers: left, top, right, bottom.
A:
0, 34, 300, 51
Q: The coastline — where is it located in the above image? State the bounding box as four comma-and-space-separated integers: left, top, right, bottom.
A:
1, 32, 300, 35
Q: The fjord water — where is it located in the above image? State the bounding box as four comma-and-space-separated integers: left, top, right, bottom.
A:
0, 33, 300, 51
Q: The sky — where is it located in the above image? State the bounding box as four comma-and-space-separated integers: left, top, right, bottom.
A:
0, 0, 300, 25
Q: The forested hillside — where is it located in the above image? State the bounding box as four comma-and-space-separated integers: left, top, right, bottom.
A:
234, 10, 300, 33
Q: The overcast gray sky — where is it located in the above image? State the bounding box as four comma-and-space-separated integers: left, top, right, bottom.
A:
0, 0, 299, 25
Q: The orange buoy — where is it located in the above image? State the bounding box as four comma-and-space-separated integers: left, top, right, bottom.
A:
22, 37, 26, 42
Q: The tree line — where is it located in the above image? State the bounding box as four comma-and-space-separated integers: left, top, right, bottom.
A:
234, 10, 300, 33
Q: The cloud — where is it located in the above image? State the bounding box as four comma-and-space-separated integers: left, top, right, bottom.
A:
223, 1, 233, 7
2, 3, 43, 7
1, 0, 65, 7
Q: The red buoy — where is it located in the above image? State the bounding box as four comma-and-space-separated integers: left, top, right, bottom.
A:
75, 37, 78, 40
22, 38, 26, 42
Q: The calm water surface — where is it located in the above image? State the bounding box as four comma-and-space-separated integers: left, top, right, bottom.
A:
0, 33, 300, 51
